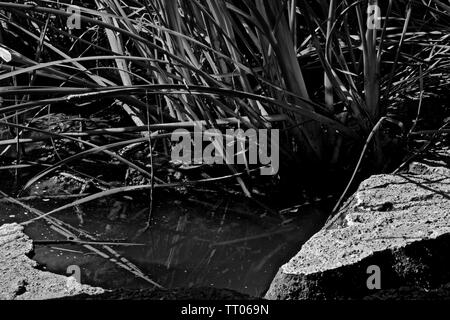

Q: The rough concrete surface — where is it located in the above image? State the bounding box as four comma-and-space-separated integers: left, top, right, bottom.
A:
0, 223, 103, 300
265, 162, 450, 300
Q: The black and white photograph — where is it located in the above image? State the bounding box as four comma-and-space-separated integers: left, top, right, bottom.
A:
0, 0, 449, 315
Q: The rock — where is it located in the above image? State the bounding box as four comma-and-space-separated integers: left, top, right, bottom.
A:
0, 223, 103, 300
265, 163, 450, 300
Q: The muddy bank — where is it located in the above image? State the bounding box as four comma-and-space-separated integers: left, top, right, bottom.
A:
265, 161, 450, 300
58, 287, 253, 300
0, 223, 103, 300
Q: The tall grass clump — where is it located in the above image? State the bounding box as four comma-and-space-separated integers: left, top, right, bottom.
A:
0, 0, 449, 209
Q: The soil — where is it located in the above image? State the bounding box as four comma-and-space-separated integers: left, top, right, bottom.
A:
59, 287, 254, 300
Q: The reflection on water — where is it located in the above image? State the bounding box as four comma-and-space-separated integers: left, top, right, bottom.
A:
0, 173, 329, 297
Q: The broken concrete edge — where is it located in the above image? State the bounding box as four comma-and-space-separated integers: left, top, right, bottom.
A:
264, 162, 450, 300
0, 223, 104, 300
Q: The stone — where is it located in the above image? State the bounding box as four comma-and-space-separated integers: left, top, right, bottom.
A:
0, 223, 103, 300
265, 163, 450, 299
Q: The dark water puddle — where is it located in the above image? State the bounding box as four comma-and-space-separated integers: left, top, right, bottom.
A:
0, 175, 329, 297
